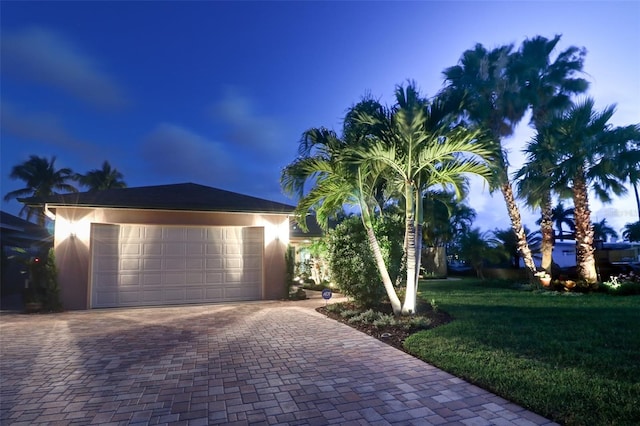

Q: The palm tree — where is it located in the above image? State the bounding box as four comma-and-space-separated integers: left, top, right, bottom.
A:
552, 98, 636, 285
512, 35, 589, 274
622, 221, 640, 242
612, 134, 640, 221
350, 83, 492, 314
513, 35, 589, 129
281, 124, 403, 313
592, 219, 618, 242
442, 43, 538, 281
422, 189, 476, 248
549, 202, 575, 240
515, 128, 557, 273
4, 155, 77, 225
75, 161, 127, 191
493, 226, 541, 270
455, 228, 506, 280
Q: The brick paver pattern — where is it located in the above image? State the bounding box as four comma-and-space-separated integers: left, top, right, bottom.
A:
0, 299, 557, 425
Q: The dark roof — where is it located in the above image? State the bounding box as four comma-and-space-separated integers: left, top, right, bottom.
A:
22, 183, 295, 214
290, 215, 325, 239
0, 211, 51, 245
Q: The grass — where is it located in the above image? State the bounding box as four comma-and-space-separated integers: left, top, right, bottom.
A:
404, 278, 640, 426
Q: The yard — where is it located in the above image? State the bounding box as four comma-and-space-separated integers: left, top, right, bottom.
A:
404, 278, 640, 426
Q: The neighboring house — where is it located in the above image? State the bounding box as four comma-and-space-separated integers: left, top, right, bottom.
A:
22, 183, 295, 310
1, 211, 52, 295
288, 215, 324, 266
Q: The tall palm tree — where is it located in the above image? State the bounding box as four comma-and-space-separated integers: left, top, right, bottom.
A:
515, 128, 557, 273
281, 123, 403, 313
351, 83, 492, 314
592, 219, 618, 242
75, 160, 127, 191
4, 155, 77, 225
513, 35, 589, 274
553, 98, 635, 285
612, 134, 640, 221
442, 43, 538, 281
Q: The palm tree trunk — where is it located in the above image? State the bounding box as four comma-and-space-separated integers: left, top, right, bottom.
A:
634, 182, 640, 222
540, 192, 554, 273
500, 180, 537, 281
573, 173, 598, 285
359, 198, 402, 314
403, 186, 417, 315
365, 226, 402, 313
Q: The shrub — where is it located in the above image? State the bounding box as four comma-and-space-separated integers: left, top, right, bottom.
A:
372, 314, 398, 328
348, 309, 380, 324
601, 273, 640, 295
326, 216, 403, 308
339, 309, 361, 319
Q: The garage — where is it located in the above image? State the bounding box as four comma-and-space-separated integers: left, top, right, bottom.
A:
91, 223, 264, 308
24, 183, 293, 310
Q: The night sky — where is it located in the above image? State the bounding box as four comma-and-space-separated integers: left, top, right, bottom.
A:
2, 1, 638, 234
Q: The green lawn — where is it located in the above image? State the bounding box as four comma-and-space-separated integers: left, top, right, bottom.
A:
405, 278, 640, 426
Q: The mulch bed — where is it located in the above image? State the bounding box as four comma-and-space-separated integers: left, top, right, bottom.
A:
316, 300, 453, 353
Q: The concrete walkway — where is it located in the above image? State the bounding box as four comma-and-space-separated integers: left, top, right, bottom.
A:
0, 295, 557, 425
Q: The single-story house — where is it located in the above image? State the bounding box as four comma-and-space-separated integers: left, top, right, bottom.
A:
22, 183, 295, 310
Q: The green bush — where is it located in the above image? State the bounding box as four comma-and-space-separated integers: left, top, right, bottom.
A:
326, 216, 403, 308
600, 274, 640, 295
372, 314, 398, 327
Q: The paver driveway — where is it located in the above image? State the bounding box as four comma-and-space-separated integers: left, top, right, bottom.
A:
0, 297, 557, 425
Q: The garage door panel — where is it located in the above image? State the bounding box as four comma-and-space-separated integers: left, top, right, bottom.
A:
186, 258, 204, 269
187, 228, 206, 240
142, 274, 162, 285
164, 288, 185, 300
164, 243, 186, 256
120, 274, 141, 286
225, 286, 260, 299
91, 224, 264, 308
95, 291, 118, 305
243, 257, 262, 269
206, 243, 222, 255
143, 243, 162, 255
163, 272, 185, 285
143, 259, 162, 270
121, 244, 141, 255
119, 291, 141, 304
187, 244, 204, 255
206, 272, 223, 283
94, 256, 119, 271
164, 258, 186, 270
206, 258, 223, 269
121, 259, 140, 271
143, 226, 162, 239
94, 273, 118, 287
186, 288, 204, 299
186, 272, 204, 284
142, 290, 163, 303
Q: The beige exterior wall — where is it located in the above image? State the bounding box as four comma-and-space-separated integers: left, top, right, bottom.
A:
51, 206, 290, 309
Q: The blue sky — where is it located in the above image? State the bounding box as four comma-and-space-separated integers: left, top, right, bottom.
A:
1, 1, 639, 236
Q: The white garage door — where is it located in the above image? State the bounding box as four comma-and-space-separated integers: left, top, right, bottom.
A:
90, 224, 263, 308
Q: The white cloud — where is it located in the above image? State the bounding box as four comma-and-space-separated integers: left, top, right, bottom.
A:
1, 26, 128, 108
1, 101, 89, 151
140, 123, 234, 184
209, 87, 291, 162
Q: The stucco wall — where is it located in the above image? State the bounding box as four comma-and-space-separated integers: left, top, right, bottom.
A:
52, 207, 289, 309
